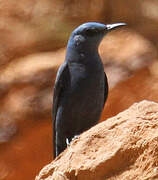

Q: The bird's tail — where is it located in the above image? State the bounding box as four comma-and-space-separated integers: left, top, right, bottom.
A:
53, 120, 56, 159
52, 108, 57, 159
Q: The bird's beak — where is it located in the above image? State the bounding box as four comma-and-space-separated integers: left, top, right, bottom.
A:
106, 23, 127, 31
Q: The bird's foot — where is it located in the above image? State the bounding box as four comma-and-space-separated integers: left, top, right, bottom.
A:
66, 135, 79, 146
66, 138, 71, 146
72, 135, 79, 141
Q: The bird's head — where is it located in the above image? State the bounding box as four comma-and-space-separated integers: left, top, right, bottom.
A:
67, 22, 126, 52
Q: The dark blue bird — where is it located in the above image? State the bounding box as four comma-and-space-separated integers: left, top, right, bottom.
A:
53, 22, 126, 158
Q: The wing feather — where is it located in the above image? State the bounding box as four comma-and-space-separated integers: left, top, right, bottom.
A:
52, 62, 69, 158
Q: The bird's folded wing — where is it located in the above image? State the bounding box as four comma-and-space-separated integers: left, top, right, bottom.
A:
52, 62, 70, 156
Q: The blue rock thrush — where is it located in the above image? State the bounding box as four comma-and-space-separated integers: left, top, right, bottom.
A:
52, 22, 126, 158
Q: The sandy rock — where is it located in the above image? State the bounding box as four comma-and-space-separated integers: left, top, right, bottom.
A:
36, 100, 158, 180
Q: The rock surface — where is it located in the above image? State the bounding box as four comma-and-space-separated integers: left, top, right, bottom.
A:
36, 100, 158, 180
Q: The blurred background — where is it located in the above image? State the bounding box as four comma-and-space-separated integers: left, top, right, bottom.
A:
0, 0, 158, 180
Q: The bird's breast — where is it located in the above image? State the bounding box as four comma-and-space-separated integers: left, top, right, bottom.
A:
66, 63, 105, 106
69, 63, 102, 87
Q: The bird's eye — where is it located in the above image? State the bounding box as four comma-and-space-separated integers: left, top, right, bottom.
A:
84, 29, 97, 36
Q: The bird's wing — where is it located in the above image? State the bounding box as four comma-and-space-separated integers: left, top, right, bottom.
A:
103, 72, 108, 107
52, 62, 70, 158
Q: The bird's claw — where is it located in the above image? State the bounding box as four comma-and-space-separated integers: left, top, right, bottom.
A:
66, 135, 79, 146
66, 138, 70, 146
72, 135, 79, 141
